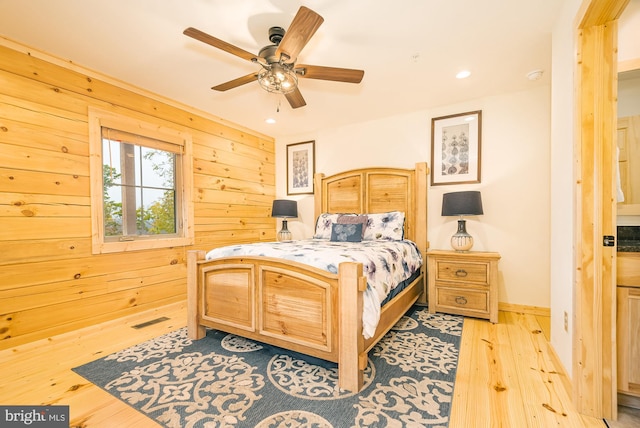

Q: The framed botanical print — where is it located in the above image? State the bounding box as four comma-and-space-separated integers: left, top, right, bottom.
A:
431, 110, 482, 186
286, 140, 315, 195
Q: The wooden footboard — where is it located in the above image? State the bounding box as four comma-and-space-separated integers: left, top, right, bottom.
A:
187, 250, 423, 392
187, 250, 368, 391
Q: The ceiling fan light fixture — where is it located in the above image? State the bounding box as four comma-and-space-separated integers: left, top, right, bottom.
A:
258, 64, 298, 94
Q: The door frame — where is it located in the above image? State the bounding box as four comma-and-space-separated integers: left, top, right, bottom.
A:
574, 0, 629, 419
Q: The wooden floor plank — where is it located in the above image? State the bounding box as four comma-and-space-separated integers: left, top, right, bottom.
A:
503, 311, 598, 427
489, 310, 527, 426
0, 303, 607, 427
450, 316, 495, 424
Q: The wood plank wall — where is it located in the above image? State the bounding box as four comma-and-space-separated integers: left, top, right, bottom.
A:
0, 43, 276, 350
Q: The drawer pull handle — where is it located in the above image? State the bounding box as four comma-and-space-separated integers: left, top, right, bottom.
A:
455, 269, 468, 277
455, 296, 468, 305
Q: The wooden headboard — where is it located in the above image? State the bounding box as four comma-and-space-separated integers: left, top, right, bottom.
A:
313, 162, 429, 251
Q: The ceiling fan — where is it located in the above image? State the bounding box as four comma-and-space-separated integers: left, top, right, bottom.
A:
183, 6, 364, 109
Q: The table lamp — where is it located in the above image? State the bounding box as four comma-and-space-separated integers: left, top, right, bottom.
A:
441, 191, 483, 251
272, 199, 298, 241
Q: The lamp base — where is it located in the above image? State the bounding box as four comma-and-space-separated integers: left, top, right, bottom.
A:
450, 219, 474, 252
277, 219, 292, 242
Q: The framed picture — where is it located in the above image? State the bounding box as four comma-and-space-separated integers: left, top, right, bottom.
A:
287, 140, 315, 195
430, 110, 482, 186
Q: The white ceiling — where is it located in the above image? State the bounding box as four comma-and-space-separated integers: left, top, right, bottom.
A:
1, 0, 566, 140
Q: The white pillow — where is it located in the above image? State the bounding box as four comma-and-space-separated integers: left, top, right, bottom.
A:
362, 211, 405, 241
313, 213, 341, 239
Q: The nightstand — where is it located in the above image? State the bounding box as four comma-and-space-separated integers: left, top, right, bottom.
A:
427, 250, 501, 323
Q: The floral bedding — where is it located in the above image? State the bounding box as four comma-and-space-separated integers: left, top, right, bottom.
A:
205, 239, 423, 339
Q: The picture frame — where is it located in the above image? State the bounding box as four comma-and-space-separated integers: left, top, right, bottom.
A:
430, 110, 482, 186
286, 140, 315, 195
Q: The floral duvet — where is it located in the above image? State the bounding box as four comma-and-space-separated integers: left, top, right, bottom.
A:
205, 239, 423, 339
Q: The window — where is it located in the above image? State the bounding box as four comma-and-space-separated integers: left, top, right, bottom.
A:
89, 108, 194, 254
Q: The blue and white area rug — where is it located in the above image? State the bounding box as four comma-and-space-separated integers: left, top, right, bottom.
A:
73, 307, 463, 427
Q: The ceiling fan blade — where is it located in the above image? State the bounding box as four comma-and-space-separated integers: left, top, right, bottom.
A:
275, 7, 324, 63
296, 64, 364, 83
184, 27, 257, 62
212, 73, 258, 91
285, 87, 306, 109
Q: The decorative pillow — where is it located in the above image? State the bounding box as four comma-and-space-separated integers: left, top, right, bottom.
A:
363, 211, 405, 241
330, 223, 363, 242
313, 213, 341, 239
337, 214, 368, 238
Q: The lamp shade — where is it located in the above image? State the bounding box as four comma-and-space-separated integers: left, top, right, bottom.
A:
441, 191, 483, 216
272, 199, 298, 218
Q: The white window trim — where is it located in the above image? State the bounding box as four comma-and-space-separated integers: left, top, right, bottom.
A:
88, 107, 194, 254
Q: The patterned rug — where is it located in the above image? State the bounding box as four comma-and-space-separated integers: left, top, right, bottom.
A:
73, 307, 463, 427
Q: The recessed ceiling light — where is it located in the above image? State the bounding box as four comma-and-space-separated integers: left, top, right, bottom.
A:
265, 118, 276, 124
456, 70, 471, 79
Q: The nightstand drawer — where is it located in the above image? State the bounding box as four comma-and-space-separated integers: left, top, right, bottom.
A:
435, 260, 489, 285
436, 288, 488, 312
428, 250, 500, 323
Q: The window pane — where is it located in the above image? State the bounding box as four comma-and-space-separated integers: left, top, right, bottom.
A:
103, 139, 122, 185
137, 187, 176, 235
140, 146, 175, 189
104, 186, 123, 236
102, 128, 178, 239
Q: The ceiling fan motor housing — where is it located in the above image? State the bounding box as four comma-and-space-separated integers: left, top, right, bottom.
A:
268, 26, 285, 44
259, 27, 288, 64
258, 45, 280, 64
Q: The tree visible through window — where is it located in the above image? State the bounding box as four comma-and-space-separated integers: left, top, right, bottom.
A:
102, 129, 178, 240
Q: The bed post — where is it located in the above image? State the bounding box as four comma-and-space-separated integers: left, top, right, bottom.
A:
314, 172, 325, 220
415, 162, 429, 305
415, 162, 428, 251
187, 250, 206, 340
338, 261, 365, 392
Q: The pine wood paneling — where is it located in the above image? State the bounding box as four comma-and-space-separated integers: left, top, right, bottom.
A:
2, 264, 184, 314
193, 172, 274, 195
0, 192, 90, 217
0, 217, 90, 240
192, 143, 274, 175
1, 248, 186, 289
0, 167, 89, 196
193, 157, 275, 182
0, 116, 88, 155
0, 41, 275, 349
194, 202, 272, 218
0, 238, 92, 266
0, 141, 88, 176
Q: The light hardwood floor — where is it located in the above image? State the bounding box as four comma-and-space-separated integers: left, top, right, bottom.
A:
0, 302, 609, 427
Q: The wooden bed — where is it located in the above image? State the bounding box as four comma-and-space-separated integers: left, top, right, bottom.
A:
186, 162, 429, 392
